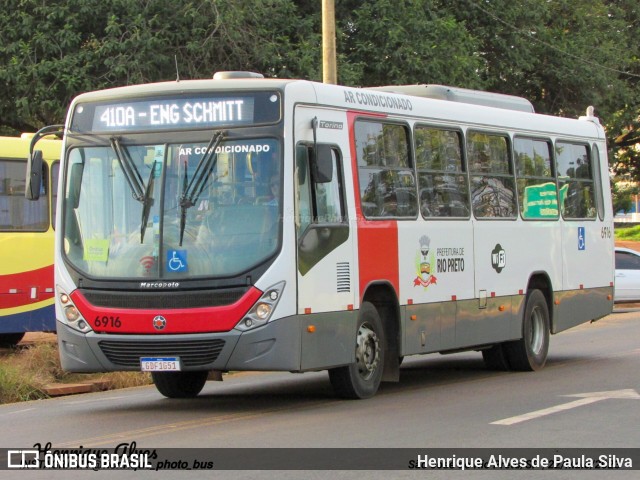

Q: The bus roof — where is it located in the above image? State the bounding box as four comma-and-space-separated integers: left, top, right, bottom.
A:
0, 135, 61, 161
68, 74, 603, 140
366, 84, 535, 113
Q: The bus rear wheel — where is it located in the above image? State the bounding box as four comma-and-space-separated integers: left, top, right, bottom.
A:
151, 371, 209, 398
0, 333, 25, 348
504, 289, 550, 371
329, 302, 385, 399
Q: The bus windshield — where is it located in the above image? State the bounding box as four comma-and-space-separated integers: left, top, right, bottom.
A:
63, 137, 281, 280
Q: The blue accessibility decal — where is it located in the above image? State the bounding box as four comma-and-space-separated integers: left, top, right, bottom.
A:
167, 249, 187, 272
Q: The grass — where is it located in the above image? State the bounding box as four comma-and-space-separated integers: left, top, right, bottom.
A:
615, 225, 640, 241
0, 338, 152, 404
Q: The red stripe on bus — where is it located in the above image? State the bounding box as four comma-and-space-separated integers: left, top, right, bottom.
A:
347, 111, 400, 299
0, 265, 54, 309
70, 287, 262, 334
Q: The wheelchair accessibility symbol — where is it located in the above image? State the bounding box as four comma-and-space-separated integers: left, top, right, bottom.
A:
577, 227, 586, 251
167, 250, 187, 272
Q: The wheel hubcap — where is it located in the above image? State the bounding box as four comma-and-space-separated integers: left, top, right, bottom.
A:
355, 322, 380, 380
529, 306, 545, 355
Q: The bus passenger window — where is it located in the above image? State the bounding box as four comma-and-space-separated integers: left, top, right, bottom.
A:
355, 120, 417, 218
468, 132, 516, 219
514, 137, 558, 220
415, 126, 469, 218
555, 142, 596, 219
592, 145, 605, 220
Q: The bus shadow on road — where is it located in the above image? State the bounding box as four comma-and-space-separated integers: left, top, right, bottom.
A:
100, 351, 599, 415
143, 353, 512, 410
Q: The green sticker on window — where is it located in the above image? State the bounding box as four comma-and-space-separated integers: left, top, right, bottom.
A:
84, 239, 109, 262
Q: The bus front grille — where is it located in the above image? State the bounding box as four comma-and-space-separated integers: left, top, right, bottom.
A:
81, 288, 248, 309
98, 339, 226, 368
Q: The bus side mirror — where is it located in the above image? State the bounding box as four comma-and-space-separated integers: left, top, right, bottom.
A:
25, 150, 44, 200
312, 144, 333, 183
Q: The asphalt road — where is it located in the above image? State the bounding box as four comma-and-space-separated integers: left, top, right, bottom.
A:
1, 309, 639, 479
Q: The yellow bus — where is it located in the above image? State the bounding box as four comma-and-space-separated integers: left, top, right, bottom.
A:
0, 134, 60, 346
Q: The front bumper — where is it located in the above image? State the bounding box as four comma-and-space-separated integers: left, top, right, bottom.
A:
57, 315, 303, 373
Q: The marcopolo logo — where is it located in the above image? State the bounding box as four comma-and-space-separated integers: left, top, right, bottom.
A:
491, 244, 506, 273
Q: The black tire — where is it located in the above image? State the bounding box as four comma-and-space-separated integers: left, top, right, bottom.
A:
482, 343, 510, 371
504, 289, 550, 371
0, 333, 25, 348
151, 371, 209, 398
329, 302, 385, 399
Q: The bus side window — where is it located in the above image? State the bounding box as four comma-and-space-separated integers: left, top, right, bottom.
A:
555, 142, 596, 219
51, 162, 60, 229
0, 159, 48, 231
514, 137, 558, 220
355, 120, 417, 219
592, 145, 605, 220
295, 143, 348, 275
468, 132, 517, 219
296, 144, 345, 230
415, 126, 469, 218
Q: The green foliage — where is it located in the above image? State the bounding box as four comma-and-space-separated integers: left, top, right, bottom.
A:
0, 364, 48, 403
615, 225, 640, 241
609, 107, 640, 181
449, 0, 634, 118
0, 0, 319, 130
611, 179, 639, 214
0, 0, 638, 172
337, 0, 484, 87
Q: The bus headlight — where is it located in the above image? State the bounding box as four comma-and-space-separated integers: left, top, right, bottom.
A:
57, 287, 93, 334
64, 305, 81, 322
256, 303, 272, 319
235, 281, 285, 332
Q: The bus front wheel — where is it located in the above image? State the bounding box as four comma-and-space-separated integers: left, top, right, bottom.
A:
151, 371, 209, 398
504, 289, 550, 371
329, 302, 385, 399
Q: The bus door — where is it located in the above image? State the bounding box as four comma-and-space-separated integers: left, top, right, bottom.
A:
294, 106, 355, 370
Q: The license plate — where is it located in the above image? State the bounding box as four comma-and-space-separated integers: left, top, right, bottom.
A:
140, 357, 181, 372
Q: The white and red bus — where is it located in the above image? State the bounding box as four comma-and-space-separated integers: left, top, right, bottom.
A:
0, 134, 60, 347
28, 73, 614, 398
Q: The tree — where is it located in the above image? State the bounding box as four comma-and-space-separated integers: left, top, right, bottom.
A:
0, 0, 638, 150
0, 0, 318, 133
611, 178, 639, 214
449, 0, 634, 118
335, 0, 485, 87
601, 0, 640, 180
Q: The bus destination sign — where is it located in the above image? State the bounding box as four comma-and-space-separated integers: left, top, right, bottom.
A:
70, 92, 281, 133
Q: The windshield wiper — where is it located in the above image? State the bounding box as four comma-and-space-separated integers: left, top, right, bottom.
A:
110, 137, 144, 202
179, 130, 225, 246
140, 161, 157, 243
110, 137, 155, 243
